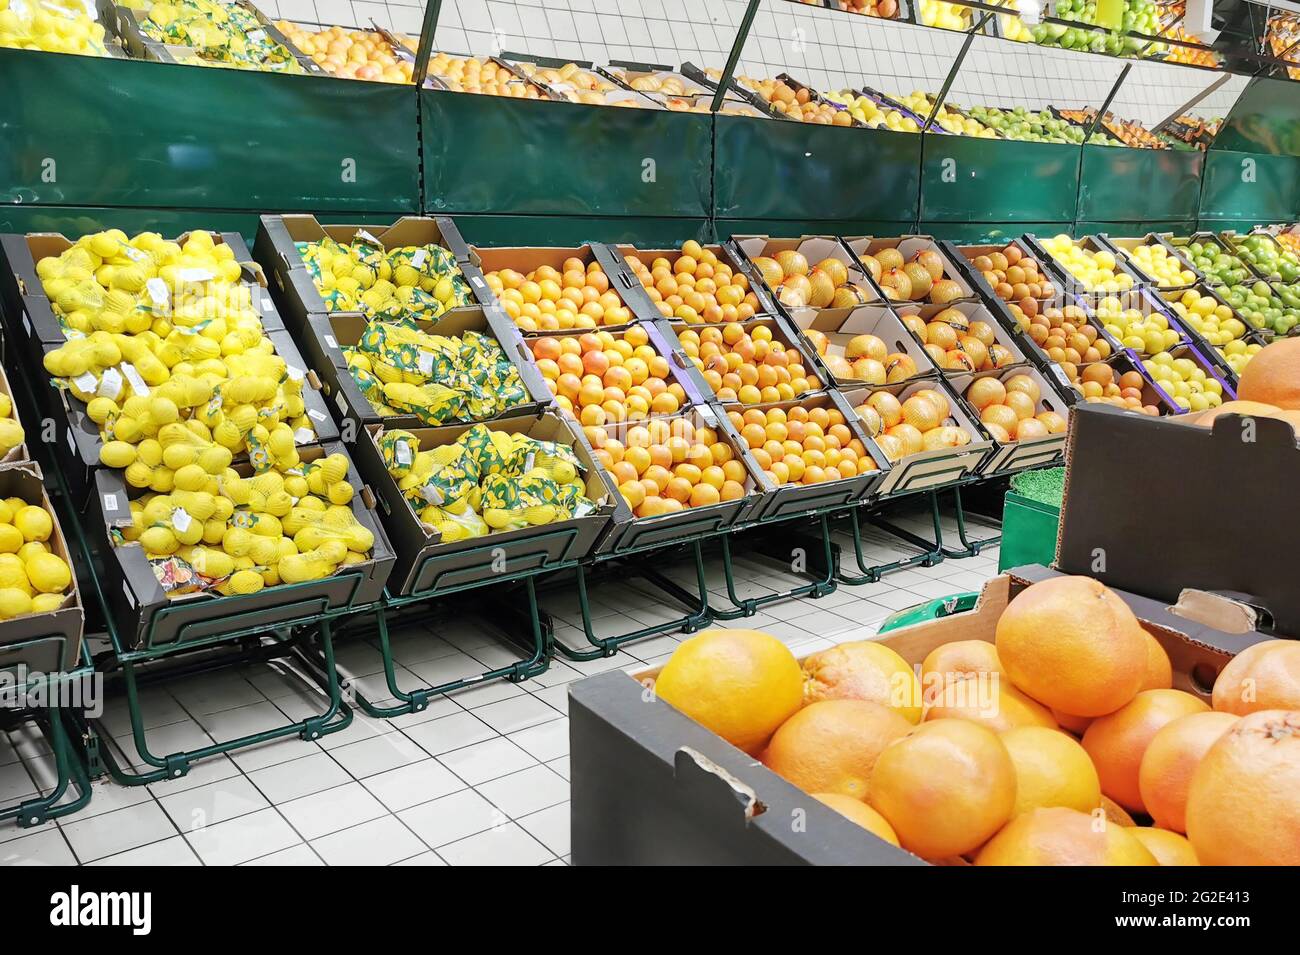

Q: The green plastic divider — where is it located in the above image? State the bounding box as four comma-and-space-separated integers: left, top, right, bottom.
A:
920, 221, 1075, 242
715, 219, 919, 240
0, 48, 420, 213
421, 90, 712, 219
920, 136, 1080, 224
1077, 220, 1198, 238
1199, 150, 1300, 222
451, 214, 711, 247
712, 116, 921, 223
1079, 145, 1204, 224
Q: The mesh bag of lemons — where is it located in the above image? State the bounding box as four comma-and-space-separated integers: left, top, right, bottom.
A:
342, 320, 527, 423
111, 451, 374, 598
136, 0, 303, 73
38, 229, 319, 474
0, 496, 73, 621
296, 236, 472, 320
0, 0, 111, 56
379, 424, 597, 542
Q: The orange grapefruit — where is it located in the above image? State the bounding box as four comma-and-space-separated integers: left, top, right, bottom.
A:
1002, 726, 1101, 816
1185, 709, 1300, 865
1235, 338, 1300, 409
995, 576, 1149, 716
1129, 827, 1199, 866
1210, 639, 1300, 716
867, 719, 1016, 858
762, 699, 911, 800
802, 641, 922, 723
1137, 710, 1238, 833
654, 629, 803, 754
924, 681, 1057, 733
975, 807, 1158, 866
1081, 689, 1210, 813
812, 792, 900, 846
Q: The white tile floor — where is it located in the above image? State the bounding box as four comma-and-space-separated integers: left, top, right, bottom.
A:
0, 507, 1001, 866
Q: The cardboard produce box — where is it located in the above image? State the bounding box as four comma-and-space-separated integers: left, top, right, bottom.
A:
839, 378, 992, 495
42, 329, 338, 504
782, 303, 938, 389
0, 229, 278, 354
301, 307, 551, 434
728, 235, 885, 310
459, 244, 640, 327
606, 241, 781, 324
354, 412, 618, 597
88, 442, 393, 651
254, 214, 473, 332
949, 365, 1071, 475
1059, 401, 1300, 637
568, 565, 1263, 866
0, 363, 30, 465
843, 235, 982, 306
0, 462, 84, 675
889, 299, 1032, 384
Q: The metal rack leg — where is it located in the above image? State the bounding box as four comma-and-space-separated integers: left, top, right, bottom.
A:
4, 705, 91, 828
554, 541, 713, 661
940, 484, 1002, 559
712, 513, 838, 618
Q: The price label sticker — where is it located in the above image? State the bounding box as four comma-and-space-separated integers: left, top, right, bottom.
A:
146, 278, 170, 307
121, 363, 150, 397
103, 493, 118, 514
470, 274, 486, 289
73, 371, 98, 394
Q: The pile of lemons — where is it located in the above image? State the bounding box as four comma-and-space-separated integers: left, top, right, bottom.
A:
0, 391, 24, 459
1042, 236, 1136, 293
1127, 244, 1197, 289
0, 0, 110, 56
117, 452, 374, 596
39, 229, 316, 477
0, 497, 72, 620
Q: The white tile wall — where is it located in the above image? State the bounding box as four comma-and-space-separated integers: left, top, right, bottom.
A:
251, 0, 1244, 125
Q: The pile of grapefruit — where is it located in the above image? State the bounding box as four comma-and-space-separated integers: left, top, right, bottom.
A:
652, 575, 1300, 865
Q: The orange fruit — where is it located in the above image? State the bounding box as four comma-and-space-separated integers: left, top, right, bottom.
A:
1185, 709, 1300, 865
1100, 794, 1136, 827
1001, 726, 1101, 816
802, 641, 922, 724
975, 807, 1157, 866
1081, 689, 1211, 813
867, 719, 1017, 858
763, 700, 911, 800
1140, 630, 1173, 690
924, 682, 1056, 733
812, 793, 899, 846
1051, 709, 1094, 736
653, 630, 803, 755
1210, 639, 1300, 716
920, 640, 1002, 706
1235, 337, 1300, 409
1128, 827, 1199, 866
1138, 711, 1237, 833
995, 576, 1148, 717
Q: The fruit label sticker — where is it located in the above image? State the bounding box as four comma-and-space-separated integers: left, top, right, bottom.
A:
73, 371, 98, 394
411, 249, 428, 270
121, 245, 147, 263
395, 440, 413, 467
286, 365, 304, 383
121, 363, 150, 397
146, 278, 170, 308
1051, 365, 1071, 389
417, 351, 435, 376
294, 427, 314, 445
171, 508, 192, 533
103, 368, 127, 401
103, 493, 118, 514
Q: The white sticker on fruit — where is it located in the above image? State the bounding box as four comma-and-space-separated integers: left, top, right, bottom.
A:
146, 278, 170, 307
177, 268, 215, 283
98, 367, 124, 400
308, 408, 325, 422
286, 365, 304, 382
121, 363, 150, 396
122, 245, 147, 262
411, 248, 428, 269
103, 493, 118, 513
325, 335, 338, 349
73, 371, 98, 394
416, 351, 434, 375
294, 427, 314, 445
171, 507, 192, 532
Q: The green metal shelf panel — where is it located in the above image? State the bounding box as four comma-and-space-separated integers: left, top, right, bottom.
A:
920, 221, 1075, 243
1079, 144, 1204, 224
712, 116, 921, 223
450, 214, 711, 247
421, 90, 712, 219
920, 136, 1080, 225
1199, 150, 1300, 223
0, 49, 420, 212
1212, 76, 1300, 157
713, 219, 919, 240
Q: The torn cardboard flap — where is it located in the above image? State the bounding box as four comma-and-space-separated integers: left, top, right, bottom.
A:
1170, 588, 1267, 635
674, 747, 765, 822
